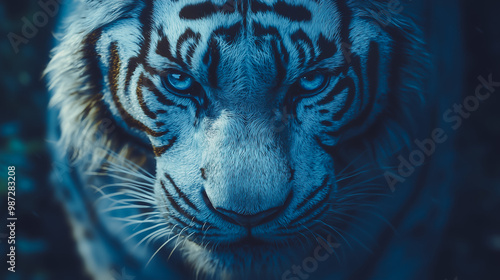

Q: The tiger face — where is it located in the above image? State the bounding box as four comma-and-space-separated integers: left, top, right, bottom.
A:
48, 0, 424, 278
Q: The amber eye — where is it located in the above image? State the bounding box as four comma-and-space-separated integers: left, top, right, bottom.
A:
299, 71, 328, 93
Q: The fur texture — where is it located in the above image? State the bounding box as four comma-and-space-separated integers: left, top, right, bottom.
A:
47, 1, 432, 279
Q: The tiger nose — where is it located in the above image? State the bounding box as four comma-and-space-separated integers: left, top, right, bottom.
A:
202, 191, 290, 227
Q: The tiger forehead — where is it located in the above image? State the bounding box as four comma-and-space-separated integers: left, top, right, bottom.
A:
178, 0, 314, 22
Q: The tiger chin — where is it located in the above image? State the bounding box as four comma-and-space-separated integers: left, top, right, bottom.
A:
46, 0, 434, 279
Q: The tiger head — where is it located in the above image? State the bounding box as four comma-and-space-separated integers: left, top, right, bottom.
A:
47, 0, 426, 278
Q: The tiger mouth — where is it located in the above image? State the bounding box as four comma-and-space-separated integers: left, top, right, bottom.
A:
200, 189, 294, 228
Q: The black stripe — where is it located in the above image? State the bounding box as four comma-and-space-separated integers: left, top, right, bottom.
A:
156, 36, 176, 62
108, 42, 169, 138
252, 22, 280, 37
165, 173, 199, 211
170, 215, 190, 228
290, 29, 315, 68
274, 1, 311, 22
284, 203, 330, 231
213, 22, 242, 44
161, 181, 205, 226
179, 1, 236, 20
251, 1, 272, 13
331, 78, 356, 121
288, 194, 330, 226
152, 136, 177, 157
81, 28, 104, 93
295, 176, 329, 210
179, 2, 219, 19
205, 37, 221, 88
136, 74, 157, 119
316, 33, 338, 62
327, 42, 379, 137
317, 77, 354, 107
251, 22, 287, 89
252, 1, 311, 22
280, 40, 289, 64
271, 40, 286, 89
157, 30, 201, 68
171, 211, 218, 233
288, 166, 295, 183
185, 33, 201, 67
200, 168, 207, 180
350, 54, 364, 108
124, 0, 155, 95
335, 0, 353, 45
175, 28, 201, 67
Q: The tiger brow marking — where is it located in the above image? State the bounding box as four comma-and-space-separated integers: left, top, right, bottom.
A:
178, 1, 237, 20
290, 28, 315, 68
180, 30, 202, 66
108, 42, 168, 138
201, 22, 243, 88
251, 0, 312, 22
251, 22, 288, 88
316, 33, 338, 62
156, 28, 201, 68
124, 0, 155, 95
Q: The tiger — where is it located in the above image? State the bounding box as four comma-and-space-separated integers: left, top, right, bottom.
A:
45, 0, 453, 279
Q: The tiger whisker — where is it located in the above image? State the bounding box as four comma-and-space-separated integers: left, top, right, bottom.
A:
146, 230, 180, 267
134, 226, 170, 250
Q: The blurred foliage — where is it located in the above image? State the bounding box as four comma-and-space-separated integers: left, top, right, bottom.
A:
0, 1, 88, 280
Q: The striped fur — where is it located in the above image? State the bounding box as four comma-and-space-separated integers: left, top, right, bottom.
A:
47, 0, 429, 279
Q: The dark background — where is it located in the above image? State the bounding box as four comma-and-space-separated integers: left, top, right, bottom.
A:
0, 0, 499, 279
